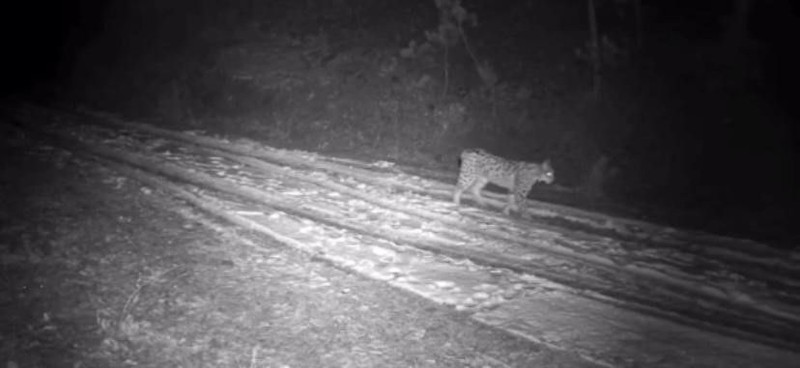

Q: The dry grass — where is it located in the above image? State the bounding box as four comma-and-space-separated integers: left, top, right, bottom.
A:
0, 125, 593, 367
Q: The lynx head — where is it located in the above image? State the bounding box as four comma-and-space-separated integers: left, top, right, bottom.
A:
539, 159, 555, 184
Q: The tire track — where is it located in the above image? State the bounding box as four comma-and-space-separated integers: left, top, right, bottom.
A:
3, 101, 799, 353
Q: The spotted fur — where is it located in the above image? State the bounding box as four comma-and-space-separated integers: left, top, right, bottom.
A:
453, 149, 554, 215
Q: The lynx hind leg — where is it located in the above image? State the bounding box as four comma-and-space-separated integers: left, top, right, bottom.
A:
453, 172, 474, 205
468, 177, 489, 206
453, 185, 467, 205
502, 193, 517, 215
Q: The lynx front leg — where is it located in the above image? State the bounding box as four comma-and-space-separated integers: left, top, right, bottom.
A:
503, 190, 529, 215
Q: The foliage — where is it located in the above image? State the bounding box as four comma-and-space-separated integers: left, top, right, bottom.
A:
54, 0, 795, 213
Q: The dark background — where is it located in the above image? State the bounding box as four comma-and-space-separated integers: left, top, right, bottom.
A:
2, 0, 798, 244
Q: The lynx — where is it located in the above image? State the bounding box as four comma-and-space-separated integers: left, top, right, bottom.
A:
453, 149, 554, 215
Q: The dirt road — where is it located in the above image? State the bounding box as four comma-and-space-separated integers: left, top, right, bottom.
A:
1, 102, 798, 367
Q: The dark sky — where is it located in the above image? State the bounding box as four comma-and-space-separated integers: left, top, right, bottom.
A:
3, 0, 798, 92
